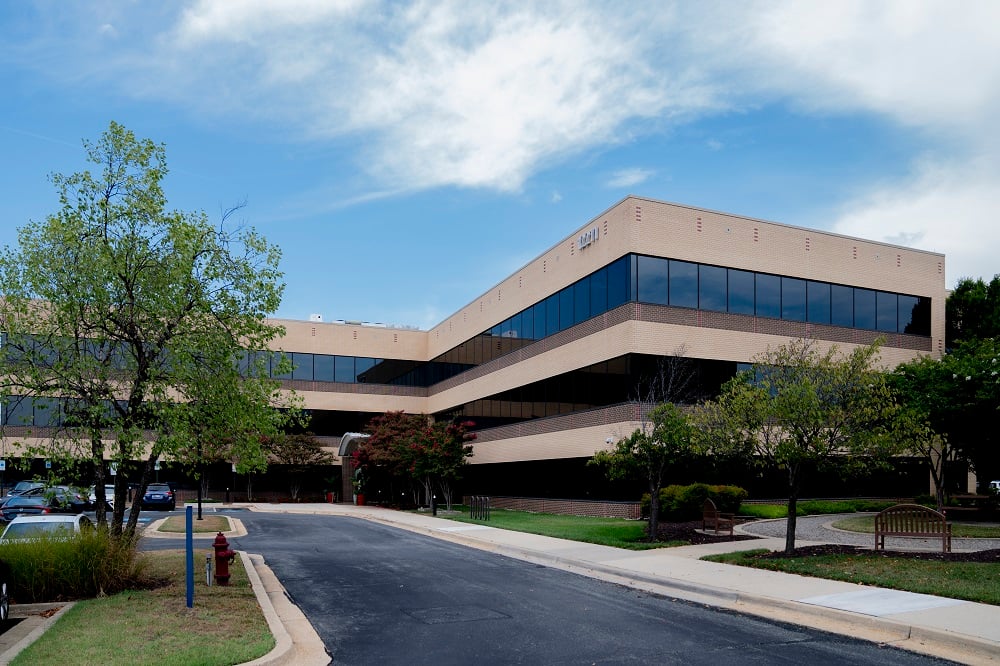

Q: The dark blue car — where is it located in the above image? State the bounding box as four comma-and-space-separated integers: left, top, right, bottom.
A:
141, 483, 176, 511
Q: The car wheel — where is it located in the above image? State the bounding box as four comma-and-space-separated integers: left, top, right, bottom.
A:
0, 566, 10, 623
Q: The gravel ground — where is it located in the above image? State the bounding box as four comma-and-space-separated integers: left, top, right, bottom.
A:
737, 513, 1000, 552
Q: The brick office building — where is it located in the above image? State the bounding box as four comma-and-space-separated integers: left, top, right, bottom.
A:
268, 196, 945, 501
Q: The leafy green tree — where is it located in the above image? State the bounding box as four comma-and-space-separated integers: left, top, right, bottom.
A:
693, 339, 903, 553
265, 432, 335, 501
946, 276, 1000, 348
590, 403, 695, 540
0, 121, 290, 537
352, 411, 474, 511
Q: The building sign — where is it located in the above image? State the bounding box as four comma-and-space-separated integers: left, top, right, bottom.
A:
577, 227, 599, 251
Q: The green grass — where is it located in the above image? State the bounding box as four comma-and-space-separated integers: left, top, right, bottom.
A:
705, 549, 1000, 605
739, 499, 898, 519
158, 515, 231, 533
446, 508, 683, 549
832, 515, 1000, 538
11, 549, 274, 666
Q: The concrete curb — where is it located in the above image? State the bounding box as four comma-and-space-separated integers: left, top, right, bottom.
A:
144, 515, 248, 538
0, 602, 75, 665
239, 552, 330, 666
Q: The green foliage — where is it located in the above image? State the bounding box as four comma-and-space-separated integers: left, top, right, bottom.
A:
0, 530, 147, 602
946, 275, 1000, 347
0, 122, 292, 537
693, 339, 905, 552
736, 499, 898, 518
641, 483, 748, 520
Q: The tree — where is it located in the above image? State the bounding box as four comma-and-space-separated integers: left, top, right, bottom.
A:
352, 411, 474, 511
693, 339, 903, 553
266, 432, 335, 501
946, 276, 1000, 348
0, 121, 289, 538
590, 403, 694, 540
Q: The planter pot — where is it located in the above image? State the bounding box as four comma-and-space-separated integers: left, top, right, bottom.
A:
355, 493, 365, 506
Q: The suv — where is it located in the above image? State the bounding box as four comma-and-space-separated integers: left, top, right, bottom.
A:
141, 483, 176, 511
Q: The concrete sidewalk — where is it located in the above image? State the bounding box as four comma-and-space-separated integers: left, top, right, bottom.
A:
244, 502, 1000, 665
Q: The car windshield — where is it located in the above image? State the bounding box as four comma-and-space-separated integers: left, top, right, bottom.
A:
2, 523, 73, 538
147, 485, 171, 492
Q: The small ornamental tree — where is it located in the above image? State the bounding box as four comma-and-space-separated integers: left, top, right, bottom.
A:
590, 403, 694, 540
265, 432, 335, 501
693, 339, 903, 553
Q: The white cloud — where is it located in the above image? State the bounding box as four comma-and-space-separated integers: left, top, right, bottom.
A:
705, 139, 723, 151
830, 155, 1000, 286
606, 168, 655, 189
550, 191, 562, 203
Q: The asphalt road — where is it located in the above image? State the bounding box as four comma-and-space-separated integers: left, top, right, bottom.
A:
184, 512, 956, 666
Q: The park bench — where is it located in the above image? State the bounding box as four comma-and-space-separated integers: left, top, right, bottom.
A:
874, 504, 951, 553
702, 498, 734, 536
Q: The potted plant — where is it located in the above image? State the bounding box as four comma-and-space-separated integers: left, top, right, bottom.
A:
352, 475, 365, 506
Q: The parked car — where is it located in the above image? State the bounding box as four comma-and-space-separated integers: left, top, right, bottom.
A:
0, 559, 8, 623
990, 480, 1000, 494
0, 514, 94, 541
89, 484, 117, 511
6, 481, 44, 497
0, 487, 90, 522
141, 483, 176, 511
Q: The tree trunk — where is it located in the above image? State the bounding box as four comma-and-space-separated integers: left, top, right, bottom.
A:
648, 480, 660, 540
125, 457, 156, 538
91, 432, 107, 528
785, 464, 801, 554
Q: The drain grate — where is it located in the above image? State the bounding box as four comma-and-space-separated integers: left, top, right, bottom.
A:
404, 605, 510, 625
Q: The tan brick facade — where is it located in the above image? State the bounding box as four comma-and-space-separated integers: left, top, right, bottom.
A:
270, 197, 946, 466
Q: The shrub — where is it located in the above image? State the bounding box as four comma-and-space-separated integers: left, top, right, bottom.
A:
642, 483, 748, 521
0, 530, 150, 603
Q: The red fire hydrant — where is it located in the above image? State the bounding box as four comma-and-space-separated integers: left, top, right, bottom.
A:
213, 532, 236, 586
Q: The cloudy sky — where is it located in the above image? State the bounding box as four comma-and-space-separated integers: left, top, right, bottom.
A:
1, 1, 997, 328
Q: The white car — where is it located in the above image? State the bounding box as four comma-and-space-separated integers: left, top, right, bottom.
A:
0, 514, 94, 541
89, 484, 116, 511
990, 480, 1000, 493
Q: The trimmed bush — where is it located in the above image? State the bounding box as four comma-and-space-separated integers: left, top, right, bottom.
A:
641, 483, 748, 521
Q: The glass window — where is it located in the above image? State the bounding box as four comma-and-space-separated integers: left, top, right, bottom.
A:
637, 255, 669, 305
831, 285, 853, 327
499, 318, 512, 339
782, 278, 807, 322
854, 288, 876, 330
334, 356, 355, 383
756, 274, 781, 318
728, 269, 754, 315
590, 267, 608, 316
545, 294, 560, 337
904, 296, 931, 336
669, 260, 698, 308
3, 396, 33, 426
575, 275, 591, 323
314, 355, 335, 381
356, 357, 377, 380
876, 291, 898, 332
509, 311, 523, 340
807, 281, 831, 324
699, 265, 727, 312
291, 352, 313, 381
559, 287, 575, 330
533, 301, 546, 340
607, 255, 631, 308
34, 397, 60, 426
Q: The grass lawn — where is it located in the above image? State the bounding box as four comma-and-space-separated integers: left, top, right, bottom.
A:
446, 508, 682, 549
157, 515, 232, 533
831, 515, 1000, 538
705, 549, 1000, 605
11, 549, 274, 666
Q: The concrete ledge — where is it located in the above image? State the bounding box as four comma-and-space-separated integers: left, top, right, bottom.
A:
0, 602, 75, 665
144, 516, 248, 538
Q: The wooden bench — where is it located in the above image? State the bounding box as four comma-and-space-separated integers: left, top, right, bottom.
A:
874, 504, 951, 553
702, 498, 734, 536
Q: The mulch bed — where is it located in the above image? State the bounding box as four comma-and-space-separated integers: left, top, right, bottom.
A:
653, 520, 759, 544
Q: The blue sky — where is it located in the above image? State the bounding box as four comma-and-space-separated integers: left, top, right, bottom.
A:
1, 1, 998, 329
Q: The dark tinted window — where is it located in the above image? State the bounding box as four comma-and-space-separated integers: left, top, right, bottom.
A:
559, 287, 575, 330
807, 281, 831, 324
669, 260, 698, 308
854, 288, 876, 330
607, 256, 631, 308
876, 291, 898, 332
782, 278, 807, 322
545, 294, 560, 338
637, 255, 669, 305
533, 302, 546, 340
575, 275, 591, 322
699, 265, 727, 312
590, 267, 608, 315
756, 274, 781, 318
728, 269, 754, 315
291, 352, 313, 380
334, 356, 355, 383
831, 285, 853, 327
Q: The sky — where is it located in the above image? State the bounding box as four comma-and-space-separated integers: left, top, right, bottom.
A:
1, 1, 998, 330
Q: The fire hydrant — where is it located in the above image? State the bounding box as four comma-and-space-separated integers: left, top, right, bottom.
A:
213, 532, 236, 586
